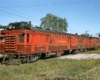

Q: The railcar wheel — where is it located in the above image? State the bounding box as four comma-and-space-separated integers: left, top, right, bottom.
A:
80, 49, 83, 53
83, 49, 87, 52
3, 54, 14, 65
2, 54, 21, 65
72, 50, 79, 54
30, 55, 39, 63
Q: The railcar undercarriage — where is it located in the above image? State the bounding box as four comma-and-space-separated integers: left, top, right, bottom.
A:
1, 51, 62, 65
2, 54, 40, 65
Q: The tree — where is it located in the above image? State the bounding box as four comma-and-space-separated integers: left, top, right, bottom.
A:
0, 24, 5, 29
0, 24, 3, 28
40, 13, 68, 32
81, 31, 91, 37
75, 33, 78, 35
97, 33, 100, 37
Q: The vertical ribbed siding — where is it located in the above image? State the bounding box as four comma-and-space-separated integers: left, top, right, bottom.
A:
5, 35, 16, 51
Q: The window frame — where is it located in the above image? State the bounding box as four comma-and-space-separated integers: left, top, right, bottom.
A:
18, 34, 24, 43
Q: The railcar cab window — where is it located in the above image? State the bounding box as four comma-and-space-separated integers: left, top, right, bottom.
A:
18, 34, 24, 43
0, 37, 5, 42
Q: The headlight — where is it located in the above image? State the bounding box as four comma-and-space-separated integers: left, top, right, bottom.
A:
9, 26, 12, 29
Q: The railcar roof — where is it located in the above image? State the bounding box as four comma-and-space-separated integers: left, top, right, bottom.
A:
30, 27, 100, 39
30, 27, 82, 37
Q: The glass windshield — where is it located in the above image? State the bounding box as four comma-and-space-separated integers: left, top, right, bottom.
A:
18, 34, 24, 43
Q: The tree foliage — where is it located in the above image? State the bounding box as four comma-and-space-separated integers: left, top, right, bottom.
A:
81, 33, 90, 37
98, 33, 100, 37
40, 13, 68, 32
0, 24, 6, 30
81, 31, 92, 37
0, 24, 3, 28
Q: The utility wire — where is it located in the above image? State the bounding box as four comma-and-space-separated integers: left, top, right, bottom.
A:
0, 9, 39, 22
0, 12, 40, 25
0, 12, 21, 19
0, 12, 31, 24
0, 0, 98, 8
0, 7, 39, 20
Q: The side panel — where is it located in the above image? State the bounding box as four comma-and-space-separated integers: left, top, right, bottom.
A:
33, 32, 47, 53
49, 34, 68, 51
84, 38, 91, 49
17, 45, 31, 54
32, 32, 69, 53
90, 38, 97, 48
70, 36, 84, 50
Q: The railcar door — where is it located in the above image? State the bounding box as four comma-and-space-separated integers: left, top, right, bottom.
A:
25, 33, 31, 54
17, 33, 31, 54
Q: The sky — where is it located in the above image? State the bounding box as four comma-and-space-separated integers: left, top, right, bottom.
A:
0, 0, 100, 36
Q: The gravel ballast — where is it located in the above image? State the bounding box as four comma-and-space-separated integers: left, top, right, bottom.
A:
58, 54, 100, 59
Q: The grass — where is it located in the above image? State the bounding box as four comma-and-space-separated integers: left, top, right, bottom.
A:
82, 49, 100, 54
0, 58, 100, 80
0, 49, 100, 80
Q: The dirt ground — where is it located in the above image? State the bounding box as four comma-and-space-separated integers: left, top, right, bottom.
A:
58, 54, 100, 59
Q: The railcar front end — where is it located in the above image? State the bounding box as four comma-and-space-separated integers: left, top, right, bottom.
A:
1, 30, 38, 64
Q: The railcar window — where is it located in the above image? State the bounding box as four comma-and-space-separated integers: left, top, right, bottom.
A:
50, 38, 54, 44
50, 38, 52, 44
27, 34, 29, 43
18, 34, 24, 43
46, 34, 49, 42
78, 40, 83, 44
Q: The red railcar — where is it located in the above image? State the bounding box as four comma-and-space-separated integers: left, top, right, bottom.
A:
69, 35, 84, 53
90, 37, 100, 49
0, 21, 100, 64
1, 29, 70, 64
